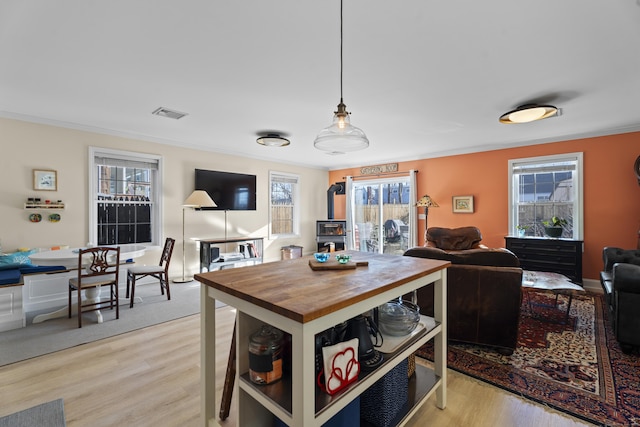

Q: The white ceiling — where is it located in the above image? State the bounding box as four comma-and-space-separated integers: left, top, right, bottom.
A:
2, 1, 640, 170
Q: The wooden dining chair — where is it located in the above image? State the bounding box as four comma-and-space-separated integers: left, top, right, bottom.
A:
68, 246, 121, 328
126, 237, 175, 308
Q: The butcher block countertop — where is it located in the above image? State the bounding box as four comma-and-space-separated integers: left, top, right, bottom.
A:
195, 250, 449, 323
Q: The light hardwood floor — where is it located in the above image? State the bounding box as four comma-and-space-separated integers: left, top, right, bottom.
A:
0, 306, 594, 426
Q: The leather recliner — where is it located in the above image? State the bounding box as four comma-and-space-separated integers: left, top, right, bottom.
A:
404, 227, 523, 355
600, 247, 640, 351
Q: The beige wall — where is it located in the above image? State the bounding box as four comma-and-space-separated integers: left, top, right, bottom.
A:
0, 118, 328, 278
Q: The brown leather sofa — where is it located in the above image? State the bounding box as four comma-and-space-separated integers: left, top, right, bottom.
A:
404, 226, 523, 355
600, 247, 640, 352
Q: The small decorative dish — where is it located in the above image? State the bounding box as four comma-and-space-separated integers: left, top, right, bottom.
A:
29, 213, 42, 223
48, 213, 61, 222
335, 254, 352, 264
314, 252, 330, 263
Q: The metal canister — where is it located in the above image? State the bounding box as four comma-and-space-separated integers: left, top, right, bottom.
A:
248, 325, 284, 385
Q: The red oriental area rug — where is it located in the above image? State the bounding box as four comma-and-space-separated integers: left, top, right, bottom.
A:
416, 292, 640, 426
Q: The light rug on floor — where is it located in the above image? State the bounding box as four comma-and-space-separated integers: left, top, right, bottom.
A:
0, 281, 203, 366
0, 399, 66, 427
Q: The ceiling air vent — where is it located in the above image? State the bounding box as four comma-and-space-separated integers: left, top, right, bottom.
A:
152, 107, 188, 120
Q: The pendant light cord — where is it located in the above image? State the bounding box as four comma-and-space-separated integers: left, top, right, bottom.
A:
340, 0, 343, 102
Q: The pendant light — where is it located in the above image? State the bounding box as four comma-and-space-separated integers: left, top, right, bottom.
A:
314, 0, 369, 154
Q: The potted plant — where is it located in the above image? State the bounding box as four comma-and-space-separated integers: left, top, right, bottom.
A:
516, 224, 530, 238
542, 216, 567, 238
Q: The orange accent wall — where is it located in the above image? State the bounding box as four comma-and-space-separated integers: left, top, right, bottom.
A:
328, 132, 640, 282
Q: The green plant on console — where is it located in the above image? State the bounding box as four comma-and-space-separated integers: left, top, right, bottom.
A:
542, 216, 568, 227
542, 216, 567, 238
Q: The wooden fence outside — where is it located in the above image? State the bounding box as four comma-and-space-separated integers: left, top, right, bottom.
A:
271, 204, 411, 235
354, 204, 411, 225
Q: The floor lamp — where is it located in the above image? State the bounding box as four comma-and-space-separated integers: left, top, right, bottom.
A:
173, 190, 217, 283
416, 195, 439, 235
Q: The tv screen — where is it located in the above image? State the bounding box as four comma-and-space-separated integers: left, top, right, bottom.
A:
195, 169, 257, 210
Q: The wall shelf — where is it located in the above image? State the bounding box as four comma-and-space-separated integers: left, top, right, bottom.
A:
24, 203, 65, 210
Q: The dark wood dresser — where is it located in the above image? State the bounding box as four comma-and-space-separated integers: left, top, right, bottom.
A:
505, 236, 583, 284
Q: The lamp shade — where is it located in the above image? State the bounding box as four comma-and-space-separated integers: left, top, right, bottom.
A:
416, 195, 439, 208
314, 110, 369, 154
183, 190, 216, 208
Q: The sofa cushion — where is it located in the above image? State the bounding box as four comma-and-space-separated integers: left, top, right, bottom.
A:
426, 227, 482, 251
404, 246, 520, 268
602, 247, 640, 271
613, 263, 640, 293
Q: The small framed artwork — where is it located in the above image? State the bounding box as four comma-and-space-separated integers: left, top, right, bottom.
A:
452, 195, 474, 213
33, 169, 57, 191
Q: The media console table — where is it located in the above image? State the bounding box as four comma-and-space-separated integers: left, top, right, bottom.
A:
195, 251, 449, 427
199, 237, 263, 273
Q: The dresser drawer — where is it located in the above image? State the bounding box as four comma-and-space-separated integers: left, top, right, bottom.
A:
505, 237, 583, 284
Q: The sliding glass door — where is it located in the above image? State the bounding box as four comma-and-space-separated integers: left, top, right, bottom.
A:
348, 174, 415, 255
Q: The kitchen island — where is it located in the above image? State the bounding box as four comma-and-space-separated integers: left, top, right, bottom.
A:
195, 250, 449, 427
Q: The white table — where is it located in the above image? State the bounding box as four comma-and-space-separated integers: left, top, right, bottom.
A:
29, 245, 146, 324
522, 270, 585, 324
29, 244, 146, 268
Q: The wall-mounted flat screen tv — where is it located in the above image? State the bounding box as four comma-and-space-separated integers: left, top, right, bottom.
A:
195, 169, 257, 210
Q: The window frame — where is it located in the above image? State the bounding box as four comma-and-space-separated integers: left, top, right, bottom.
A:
508, 152, 583, 240
88, 147, 164, 248
268, 171, 300, 239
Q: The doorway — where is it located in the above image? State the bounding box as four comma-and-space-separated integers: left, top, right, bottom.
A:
347, 173, 416, 254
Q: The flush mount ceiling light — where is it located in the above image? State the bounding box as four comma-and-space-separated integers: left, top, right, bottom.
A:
499, 104, 558, 124
256, 133, 290, 147
314, 0, 369, 154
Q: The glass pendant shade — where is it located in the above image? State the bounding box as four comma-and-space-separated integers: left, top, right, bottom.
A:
314, 101, 369, 153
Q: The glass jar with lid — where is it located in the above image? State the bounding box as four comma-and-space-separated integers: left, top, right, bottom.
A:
248, 324, 284, 385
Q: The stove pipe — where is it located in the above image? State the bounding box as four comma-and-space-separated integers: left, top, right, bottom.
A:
327, 182, 345, 219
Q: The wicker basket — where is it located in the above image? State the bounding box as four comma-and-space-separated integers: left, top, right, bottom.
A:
408, 353, 416, 377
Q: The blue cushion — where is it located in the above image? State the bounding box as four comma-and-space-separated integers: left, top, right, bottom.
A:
19, 265, 66, 274
0, 264, 23, 271
0, 250, 35, 268
0, 269, 22, 285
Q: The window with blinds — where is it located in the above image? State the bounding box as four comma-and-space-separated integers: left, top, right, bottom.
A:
89, 148, 163, 246
269, 171, 299, 237
508, 153, 583, 239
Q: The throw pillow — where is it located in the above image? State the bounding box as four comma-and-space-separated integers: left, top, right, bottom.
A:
0, 250, 35, 269
426, 227, 483, 251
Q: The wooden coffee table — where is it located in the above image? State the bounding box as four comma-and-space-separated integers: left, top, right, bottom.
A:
521, 270, 584, 324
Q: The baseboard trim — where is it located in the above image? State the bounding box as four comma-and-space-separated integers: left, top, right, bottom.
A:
583, 278, 601, 293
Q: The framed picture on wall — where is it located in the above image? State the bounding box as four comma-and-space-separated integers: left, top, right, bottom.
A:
33, 169, 57, 191
452, 195, 473, 213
